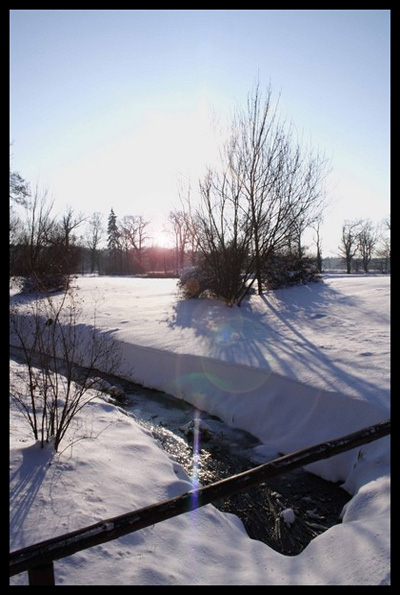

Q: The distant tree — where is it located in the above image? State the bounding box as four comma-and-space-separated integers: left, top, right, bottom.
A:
58, 207, 86, 249
9, 173, 88, 286
358, 220, 378, 273
338, 220, 363, 274
21, 185, 54, 269
10, 170, 30, 206
311, 218, 323, 273
10, 151, 31, 257
49, 206, 86, 275
375, 217, 390, 273
85, 212, 104, 274
10, 171, 30, 277
107, 208, 120, 250
107, 208, 122, 273
168, 209, 192, 271
134, 215, 150, 263
119, 214, 150, 272
11, 184, 65, 289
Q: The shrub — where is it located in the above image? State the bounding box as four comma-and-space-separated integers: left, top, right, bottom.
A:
177, 266, 214, 299
262, 252, 320, 290
10, 287, 120, 451
21, 272, 70, 294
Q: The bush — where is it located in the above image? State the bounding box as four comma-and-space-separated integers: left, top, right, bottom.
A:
262, 252, 320, 290
10, 287, 120, 452
177, 266, 212, 299
179, 252, 320, 301
178, 242, 249, 305
21, 272, 70, 294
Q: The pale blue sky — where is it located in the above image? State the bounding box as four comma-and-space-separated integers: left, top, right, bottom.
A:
10, 9, 390, 253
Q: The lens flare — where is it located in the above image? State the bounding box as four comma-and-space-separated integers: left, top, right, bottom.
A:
200, 358, 271, 394
204, 306, 243, 348
189, 408, 201, 511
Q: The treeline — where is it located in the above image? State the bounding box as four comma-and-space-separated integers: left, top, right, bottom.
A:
9, 193, 184, 290
336, 218, 390, 274
9, 176, 390, 296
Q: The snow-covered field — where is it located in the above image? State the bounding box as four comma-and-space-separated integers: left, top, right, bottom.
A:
9, 274, 390, 585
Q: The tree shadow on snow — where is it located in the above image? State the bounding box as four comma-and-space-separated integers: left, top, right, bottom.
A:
167, 280, 387, 404
9, 444, 55, 539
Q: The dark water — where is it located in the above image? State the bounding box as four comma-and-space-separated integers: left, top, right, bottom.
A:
113, 377, 351, 556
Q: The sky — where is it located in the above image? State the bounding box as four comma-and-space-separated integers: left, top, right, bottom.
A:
9, 9, 390, 255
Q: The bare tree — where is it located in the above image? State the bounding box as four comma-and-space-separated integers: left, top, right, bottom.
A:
11, 187, 90, 288
311, 217, 323, 273
283, 144, 328, 259
358, 219, 378, 273
57, 206, 86, 249
375, 216, 390, 273
12, 184, 57, 285
85, 212, 104, 274
230, 84, 327, 296
229, 85, 282, 296
168, 209, 192, 270
135, 215, 150, 263
189, 82, 328, 304
10, 287, 120, 452
48, 206, 86, 275
172, 179, 199, 266
193, 166, 253, 303
338, 219, 363, 274
120, 215, 150, 269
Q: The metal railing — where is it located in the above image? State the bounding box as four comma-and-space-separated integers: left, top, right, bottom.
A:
10, 419, 390, 585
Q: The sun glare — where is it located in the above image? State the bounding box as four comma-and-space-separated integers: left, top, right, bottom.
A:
152, 230, 174, 248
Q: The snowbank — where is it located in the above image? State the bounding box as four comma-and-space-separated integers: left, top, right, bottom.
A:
115, 340, 389, 485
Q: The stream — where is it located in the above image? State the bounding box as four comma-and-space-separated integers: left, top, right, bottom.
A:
103, 375, 351, 557
9, 344, 351, 557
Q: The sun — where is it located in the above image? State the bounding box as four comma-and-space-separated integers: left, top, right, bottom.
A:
152, 229, 174, 249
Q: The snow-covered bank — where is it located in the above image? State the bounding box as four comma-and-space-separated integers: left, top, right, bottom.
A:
10, 274, 390, 585
76, 274, 390, 408
115, 340, 388, 486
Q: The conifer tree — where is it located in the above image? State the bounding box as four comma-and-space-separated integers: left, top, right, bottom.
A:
107, 208, 122, 273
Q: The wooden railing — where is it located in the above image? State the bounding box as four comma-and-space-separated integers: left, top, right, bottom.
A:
10, 419, 390, 585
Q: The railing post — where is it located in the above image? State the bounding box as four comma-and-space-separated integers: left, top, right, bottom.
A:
28, 561, 55, 586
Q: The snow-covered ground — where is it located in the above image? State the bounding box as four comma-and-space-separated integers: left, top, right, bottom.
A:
9, 274, 390, 585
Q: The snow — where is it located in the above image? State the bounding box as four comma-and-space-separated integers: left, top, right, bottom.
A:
280, 508, 296, 525
10, 274, 390, 585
